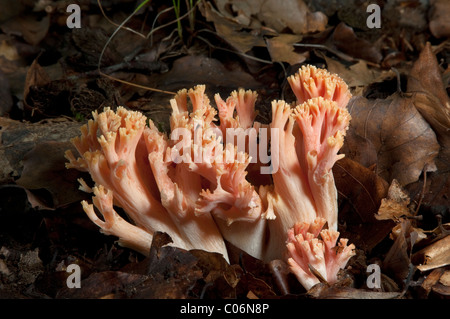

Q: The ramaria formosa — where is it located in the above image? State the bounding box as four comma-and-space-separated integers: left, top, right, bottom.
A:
66, 65, 355, 290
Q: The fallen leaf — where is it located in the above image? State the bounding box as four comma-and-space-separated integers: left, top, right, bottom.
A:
407, 42, 450, 165
343, 93, 440, 186
376, 179, 412, 221
217, 0, 327, 35
0, 116, 84, 184
266, 34, 306, 65
428, 0, 450, 38
199, 2, 266, 54
1, 13, 50, 46
23, 58, 51, 107
322, 57, 396, 93
307, 284, 401, 299
382, 220, 417, 285
431, 282, 450, 298
333, 157, 394, 252
417, 267, 445, 298
412, 235, 450, 272
56, 271, 148, 299
15, 141, 89, 209
0, 36, 20, 61
235, 272, 277, 298
440, 270, 450, 286
332, 23, 383, 64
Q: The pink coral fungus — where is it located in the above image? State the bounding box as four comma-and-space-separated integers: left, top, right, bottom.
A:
66, 65, 355, 291
286, 218, 355, 290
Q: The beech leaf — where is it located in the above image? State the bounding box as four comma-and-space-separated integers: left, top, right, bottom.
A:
343, 93, 440, 186
407, 42, 450, 164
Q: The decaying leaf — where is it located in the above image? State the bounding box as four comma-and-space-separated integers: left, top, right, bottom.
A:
382, 220, 417, 285
15, 141, 89, 209
323, 57, 396, 93
307, 284, 401, 299
0, 116, 83, 183
407, 42, 450, 165
333, 157, 394, 252
343, 93, 440, 186
428, 0, 450, 38
1, 13, 50, 46
23, 59, 50, 107
412, 235, 450, 272
200, 1, 320, 65
266, 34, 306, 65
376, 179, 412, 221
332, 23, 382, 64
376, 180, 427, 244
214, 0, 327, 35
200, 2, 266, 54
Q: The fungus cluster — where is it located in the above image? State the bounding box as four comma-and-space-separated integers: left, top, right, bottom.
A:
65, 65, 355, 290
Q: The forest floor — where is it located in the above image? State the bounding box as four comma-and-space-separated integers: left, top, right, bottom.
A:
0, 0, 449, 300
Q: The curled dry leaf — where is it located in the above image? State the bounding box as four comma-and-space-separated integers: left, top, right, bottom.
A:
412, 235, 450, 272
23, 59, 50, 108
376, 180, 427, 245
407, 42, 450, 165
382, 220, 417, 285
376, 179, 412, 221
343, 93, 440, 186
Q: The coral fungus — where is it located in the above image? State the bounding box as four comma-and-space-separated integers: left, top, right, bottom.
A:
66, 65, 355, 290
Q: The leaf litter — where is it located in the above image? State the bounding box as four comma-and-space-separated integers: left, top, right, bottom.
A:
0, 0, 449, 300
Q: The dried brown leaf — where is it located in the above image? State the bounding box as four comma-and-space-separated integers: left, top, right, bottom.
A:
407, 42, 450, 165
418, 267, 445, 298
332, 23, 382, 64
200, 2, 266, 54
307, 284, 401, 299
323, 58, 396, 92
412, 235, 450, 272
56, 271, 148, 299
344, 93, 440, 186
382, 220, 416, 284
214, 0, 327, 35
1, 13, 49, 46
23, 58, 50, 105
15, 141, 89, 209
266, 34, 306, 65
428, 0, 450, 38
0, 117, 83, 184
376, 179, 412, 221
333, 157, 394, 252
